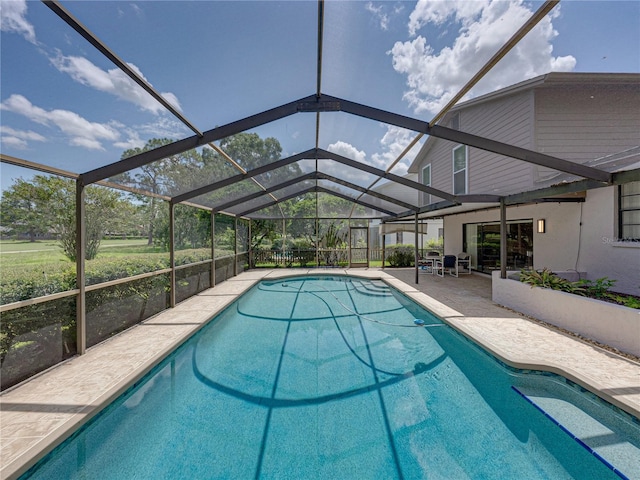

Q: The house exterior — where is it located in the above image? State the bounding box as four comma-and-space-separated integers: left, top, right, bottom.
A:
408, 73, 640, 295
371, 174, 443, 248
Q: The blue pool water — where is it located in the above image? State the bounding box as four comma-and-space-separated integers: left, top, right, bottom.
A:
22, 276, 639, 479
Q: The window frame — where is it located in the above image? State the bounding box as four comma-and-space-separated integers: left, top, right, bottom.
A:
619, 181, 640, 241
452, 144, 468, 195
422, 163, 431, 205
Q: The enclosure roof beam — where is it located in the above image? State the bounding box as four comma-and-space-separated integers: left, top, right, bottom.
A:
502, 167, 640, 205
428, 0, 560, 127
236, 185, 398, 218
429, 125, 612, 183
44, 1, 203, 138
237, 187, 317, 217
320, 95, 612, 184
79, 90, 612, 191
456, 193, 503, 203
316, 148, 458, 203
210, 170, 417, 214
80, 95, 319, 185
315, 172, 418, 211
315, 186, 398, 217
171, 149, 317, 204
210, 172, 318, 212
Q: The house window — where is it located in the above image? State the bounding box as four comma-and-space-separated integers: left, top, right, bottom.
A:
450, 112, 460, 130
422, 164, 431, 205
620, 181, 640, 240
452, 145, 467, 195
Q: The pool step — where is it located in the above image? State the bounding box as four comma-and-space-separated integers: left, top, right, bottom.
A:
512, 386, 640, 480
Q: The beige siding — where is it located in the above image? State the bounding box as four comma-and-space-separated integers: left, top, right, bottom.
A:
462, 90, 535, 195
415, 90, 536, 201
413, 78, 640, 203
534, 84, 640, 179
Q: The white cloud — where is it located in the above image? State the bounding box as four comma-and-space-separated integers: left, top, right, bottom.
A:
1, 94, 120, 150
371, 125, 423, 176
113, 132, 146, 151
50, 52, 182, 114
328, 141, 367, 163
391, 0, 576, 115
137, 117, 189, 139
325, 141, 374, 185
408, 0, 488, 36
1, 136, 28, 149
0, 125, 46, 142
365, 2, 390, 31
0, 0, 36, 44
0, 125, 46, 150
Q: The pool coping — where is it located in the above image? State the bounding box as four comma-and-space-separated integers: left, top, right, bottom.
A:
1, 268, 639, 479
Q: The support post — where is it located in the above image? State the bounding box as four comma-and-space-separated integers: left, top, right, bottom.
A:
234, 217, 238, 276
315, 217, 320, 267
210, 211, 215, 288
282, 218, 286, 267
348, 224, 352, 268
500, 198, 507, 279
381, 222, 385, 270
75, 179, 86, 354
248, 218, 252, 271
169, 203, 176, 307
415, 212, 419, 284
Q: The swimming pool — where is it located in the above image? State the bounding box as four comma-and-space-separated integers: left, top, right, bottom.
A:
21, 276, 639, 479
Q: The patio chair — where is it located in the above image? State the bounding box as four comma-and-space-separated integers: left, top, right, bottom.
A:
457, 252, 471, 274
435, 255, 458, 277
418, 251, 441, 274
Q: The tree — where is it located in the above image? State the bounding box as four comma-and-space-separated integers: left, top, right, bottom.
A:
1, 175, 129, 260
0, 179, 50, 241
154, 204, 211, 251
114, 138, 206, 245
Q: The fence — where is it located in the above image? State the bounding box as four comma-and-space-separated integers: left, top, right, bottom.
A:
0, 252, 249, 390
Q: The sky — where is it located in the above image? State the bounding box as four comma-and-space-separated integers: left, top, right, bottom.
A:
1, 0, 639, 195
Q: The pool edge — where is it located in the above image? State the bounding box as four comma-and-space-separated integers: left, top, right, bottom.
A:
2, 269, 638, 479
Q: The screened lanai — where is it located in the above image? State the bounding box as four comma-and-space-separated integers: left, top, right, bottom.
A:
1, 0, 639, 389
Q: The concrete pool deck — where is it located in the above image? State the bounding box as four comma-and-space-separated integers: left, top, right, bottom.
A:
1, 268, 639, 479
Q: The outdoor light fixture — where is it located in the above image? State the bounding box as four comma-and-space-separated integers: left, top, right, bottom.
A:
537, 219, 546, 233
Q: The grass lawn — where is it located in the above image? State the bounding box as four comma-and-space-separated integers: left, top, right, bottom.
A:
0, 239, 159, 269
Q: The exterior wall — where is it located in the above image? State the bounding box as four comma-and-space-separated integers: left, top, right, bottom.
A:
577, 186, 640, 296
410, 75, 640, 293
378, 219, 443, 246
493, 272, 640, 357
444, 188, 640, 295
443, 203, 581, 269
534, 83, 640, 173
416, 90, 536, 201
462, 90, 535, 195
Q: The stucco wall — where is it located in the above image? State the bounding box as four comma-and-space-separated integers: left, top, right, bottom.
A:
577, 186, 640, 296
443, 186, 640, 295
493, 272, 640, 357
443, 202, 582, 269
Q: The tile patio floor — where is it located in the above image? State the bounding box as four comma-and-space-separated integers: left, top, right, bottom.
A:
1, 268, 639, 479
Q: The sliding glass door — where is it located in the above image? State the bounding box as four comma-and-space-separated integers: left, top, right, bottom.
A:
463, 220, 533, 274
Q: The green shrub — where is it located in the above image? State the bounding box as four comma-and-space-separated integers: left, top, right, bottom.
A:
386, 245, 415, 267
519, 269, 640, 309
519, 268, 585, 295
575, 277, 616, 299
